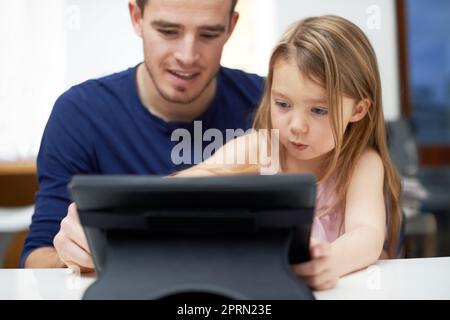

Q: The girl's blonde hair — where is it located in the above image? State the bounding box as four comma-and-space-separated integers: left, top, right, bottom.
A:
254, 15, 402, 257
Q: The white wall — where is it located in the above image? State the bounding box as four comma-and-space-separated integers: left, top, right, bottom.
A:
64, 0, 142, 87
0, 0, 400, 161
222, 0, 278, 76
0, 0, 142, 161
223, 0, 400, 120
276, 0, 400, 120
0, 0, 66, 161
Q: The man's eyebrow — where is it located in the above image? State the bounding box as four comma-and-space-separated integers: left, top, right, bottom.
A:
150, 21, 226, 33
199, 24, 226, 32
151, 20, 181, 28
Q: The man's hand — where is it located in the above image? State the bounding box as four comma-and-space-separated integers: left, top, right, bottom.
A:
53, 203, 95, 273
291, 239, 338, 291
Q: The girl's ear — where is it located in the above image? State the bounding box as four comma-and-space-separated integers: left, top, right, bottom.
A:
349, 99, 371, 123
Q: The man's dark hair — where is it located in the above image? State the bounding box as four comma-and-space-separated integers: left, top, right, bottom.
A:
136, 0, 238, 18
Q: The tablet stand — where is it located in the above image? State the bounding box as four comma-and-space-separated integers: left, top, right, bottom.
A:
70, 174, 318, 300
83, 229, 315, 300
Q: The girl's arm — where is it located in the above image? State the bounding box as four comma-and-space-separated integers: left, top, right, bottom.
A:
332, 148, 386, 277
293, 148, 386, 290
173, 130, 260, 178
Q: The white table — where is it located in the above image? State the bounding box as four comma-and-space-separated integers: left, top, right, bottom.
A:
1, 257, 449, 300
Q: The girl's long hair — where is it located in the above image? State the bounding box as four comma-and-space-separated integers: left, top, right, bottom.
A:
254, 15, 402, 257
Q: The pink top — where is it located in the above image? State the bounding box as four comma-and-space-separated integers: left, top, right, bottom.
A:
311, 177, 343, 243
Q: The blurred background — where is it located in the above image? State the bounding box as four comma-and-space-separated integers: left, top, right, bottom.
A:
0, 0, 449, 267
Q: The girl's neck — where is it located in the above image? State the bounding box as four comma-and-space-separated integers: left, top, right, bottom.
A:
282, 152, 327, 178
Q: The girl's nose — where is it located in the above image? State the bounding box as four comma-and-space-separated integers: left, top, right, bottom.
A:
290, 114, 308, 136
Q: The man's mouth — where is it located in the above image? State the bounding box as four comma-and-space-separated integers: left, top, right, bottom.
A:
168, 70, 200, 80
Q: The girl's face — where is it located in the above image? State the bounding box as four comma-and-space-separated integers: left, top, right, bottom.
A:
270, 58, 357, 165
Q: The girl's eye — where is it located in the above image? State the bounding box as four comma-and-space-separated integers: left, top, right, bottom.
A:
275, 100, 291, 109
311, 107, 328, 116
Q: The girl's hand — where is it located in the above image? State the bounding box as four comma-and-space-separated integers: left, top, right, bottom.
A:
291, 239, 338, 291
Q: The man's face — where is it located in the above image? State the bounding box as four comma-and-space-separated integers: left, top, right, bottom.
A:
137, 0, 237, 104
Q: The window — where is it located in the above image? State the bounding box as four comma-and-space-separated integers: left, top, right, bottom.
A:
398, 0, 450, 164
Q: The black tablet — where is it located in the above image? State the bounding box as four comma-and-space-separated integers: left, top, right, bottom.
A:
68, 174, 316, 269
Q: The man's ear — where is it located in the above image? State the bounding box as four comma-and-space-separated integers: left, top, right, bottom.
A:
226, 12, 240, 40
349, 98, 371, 123
129, 0, 143, 38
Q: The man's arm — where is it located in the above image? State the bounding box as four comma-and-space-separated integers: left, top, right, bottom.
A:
25, 247, 65, 269
21, 89, 95, 269
25, 203, 95, 272
26, 247, 95, 273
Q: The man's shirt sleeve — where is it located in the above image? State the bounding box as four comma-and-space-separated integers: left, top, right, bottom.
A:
20, 89, 95, 267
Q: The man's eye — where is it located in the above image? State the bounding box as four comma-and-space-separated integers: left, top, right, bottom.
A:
158, 29, 178, 36
311, 107, 328, 115
275, 100, 290, 109
201, 34, 219, 40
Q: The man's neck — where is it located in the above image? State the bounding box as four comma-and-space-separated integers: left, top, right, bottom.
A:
136, 63, 217, 122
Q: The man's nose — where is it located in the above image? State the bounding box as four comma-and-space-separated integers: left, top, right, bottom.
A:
174, 36, 200, 67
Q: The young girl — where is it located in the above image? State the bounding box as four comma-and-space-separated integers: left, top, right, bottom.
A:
174, 15, 402, 291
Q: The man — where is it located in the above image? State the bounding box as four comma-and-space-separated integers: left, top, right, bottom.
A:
22, 0, 264, 271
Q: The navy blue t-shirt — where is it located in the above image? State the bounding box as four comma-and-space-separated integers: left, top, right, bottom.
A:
21, 65, 264, 266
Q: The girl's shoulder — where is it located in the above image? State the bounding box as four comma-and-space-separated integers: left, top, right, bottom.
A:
356, 148, 384, 172
349, 148, 385, 185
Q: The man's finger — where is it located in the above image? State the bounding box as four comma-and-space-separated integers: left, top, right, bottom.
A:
66, 220, 91, 254
61, 214, 91, 254
60, 239, 95, 270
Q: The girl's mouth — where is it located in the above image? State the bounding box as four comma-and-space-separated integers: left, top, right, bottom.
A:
290, 141, 308, 151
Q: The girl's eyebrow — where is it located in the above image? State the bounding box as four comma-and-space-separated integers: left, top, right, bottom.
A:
271, 89, 291, 100
305, 98, 327, 105
271, 89, 327, 105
